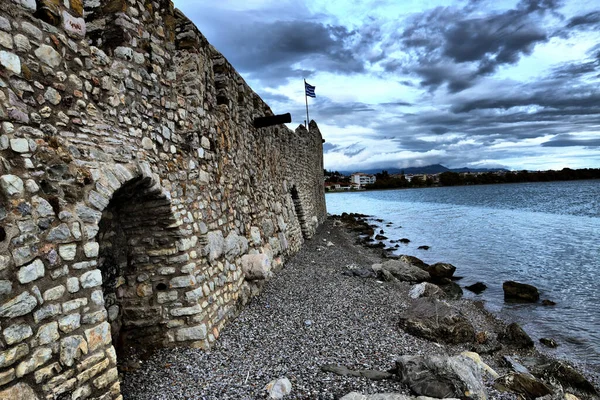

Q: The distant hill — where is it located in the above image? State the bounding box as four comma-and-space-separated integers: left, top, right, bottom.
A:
338, 164, 508, 175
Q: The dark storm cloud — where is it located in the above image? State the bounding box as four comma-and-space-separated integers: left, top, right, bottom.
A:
451, 90, 600, 114
385, 0, 564, 92
542, 135, 600, 147
223, 20, 364, 78
566, 11, 600, 30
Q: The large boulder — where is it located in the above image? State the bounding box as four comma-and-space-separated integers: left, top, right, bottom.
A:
503, 281, 539, 302
497, 322, 533, 348
408, 282, 444, 299
530, 360, 598, 395
372, 260, 430, 283
427, 262, 456, 280
399, 298, 475, 344
399, 255, 429, 270
394, 354, 487, 399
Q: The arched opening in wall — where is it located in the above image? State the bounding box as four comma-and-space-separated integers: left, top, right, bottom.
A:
97, 175, 181, 365
291, 186, 309, 239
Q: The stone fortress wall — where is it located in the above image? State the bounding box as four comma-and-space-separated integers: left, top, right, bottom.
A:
0, 0, 327, 398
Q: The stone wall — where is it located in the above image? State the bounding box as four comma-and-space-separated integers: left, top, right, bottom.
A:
0, 0, 326, 398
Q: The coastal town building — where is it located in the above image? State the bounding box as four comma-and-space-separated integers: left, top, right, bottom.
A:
350, 173, 376, 187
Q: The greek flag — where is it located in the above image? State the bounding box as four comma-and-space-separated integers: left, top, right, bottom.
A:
305, 81, 316, 98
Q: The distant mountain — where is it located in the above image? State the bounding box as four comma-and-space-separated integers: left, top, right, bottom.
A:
337, 164, 508, 175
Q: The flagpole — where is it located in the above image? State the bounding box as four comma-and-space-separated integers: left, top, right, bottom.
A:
304, 79, 310, 128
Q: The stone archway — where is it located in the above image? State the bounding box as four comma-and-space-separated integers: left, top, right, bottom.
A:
96, 174, 176, 358
87, 163, 195, 370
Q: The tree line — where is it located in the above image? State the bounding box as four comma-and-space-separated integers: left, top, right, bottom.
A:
363, 168, 600, 190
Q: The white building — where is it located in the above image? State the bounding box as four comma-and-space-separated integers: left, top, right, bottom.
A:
350, 173, 376, 187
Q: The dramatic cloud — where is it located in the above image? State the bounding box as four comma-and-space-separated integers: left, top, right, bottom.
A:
174, 0, 600, 171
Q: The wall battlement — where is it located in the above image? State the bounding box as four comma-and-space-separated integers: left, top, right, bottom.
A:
0, 0, 326, 398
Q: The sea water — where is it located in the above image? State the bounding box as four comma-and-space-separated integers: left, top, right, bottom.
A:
326, 180, 600, 376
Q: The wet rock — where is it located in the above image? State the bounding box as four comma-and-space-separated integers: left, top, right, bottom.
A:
530, 360, 598, 395
437, 279, 463, 300
375, 234, 387, 240
417, 245, 430, 250
465, 282, 487, 294
541, 299, 556, 306
502, 356, 532, 375
498, 322, 534, 348
399, 298, 475, 344
394, 354, 487, 399
372, 260, 430, 283
408, 282, 444, 299
399, 255, 429, 270
399, 238, 410, 244
427, 262, 456, 280
539, 338, 558, 348
494, 372, 552, 399
503, 281, 539, 302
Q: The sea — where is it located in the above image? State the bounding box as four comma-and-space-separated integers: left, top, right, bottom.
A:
325, 180, 600, 377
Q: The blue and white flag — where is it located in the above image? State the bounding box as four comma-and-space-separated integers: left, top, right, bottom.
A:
305, 81, 316, 98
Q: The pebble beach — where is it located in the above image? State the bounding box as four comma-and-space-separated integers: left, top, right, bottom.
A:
121, 217, 599, 400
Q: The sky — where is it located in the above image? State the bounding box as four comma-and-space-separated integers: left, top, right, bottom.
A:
172, 0, 600, 172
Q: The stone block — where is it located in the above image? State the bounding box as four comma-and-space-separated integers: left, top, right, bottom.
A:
34, 322, 59, 346
63, 298, 87, 312
175, 324, 207, 341
62, 10, 85, 38
10, 138, 29, 153
43, 285, 65, 301
85, 322, 111, 353
34, 45, 61, 68
0, 344, 29, 369
60, 335, 88, 367
0, 291, 37, 318
170, 304, 201, 316
3, 324, 33, 345
0, 50, 21, 75
33, 303, 61, 324
170, 275, 196, 288
80, 269, 102, 288
0, 368, 15, 386
205, 231, 224, 261
92, 367, 118, 389
67, 277, 80, 293
58, 313, 81, 333
0, 382, 39, 400
241, 253, 272, 281
0, 174, 24, 197
17, 259, 45, 284
59, 244, 77, 261
84, 242, 99, 257
15, 347, 52, 378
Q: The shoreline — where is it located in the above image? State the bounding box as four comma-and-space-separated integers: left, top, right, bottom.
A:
121, 216, 599, 399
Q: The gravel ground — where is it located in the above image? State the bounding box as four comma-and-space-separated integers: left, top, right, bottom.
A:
120, 218, 595, 399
